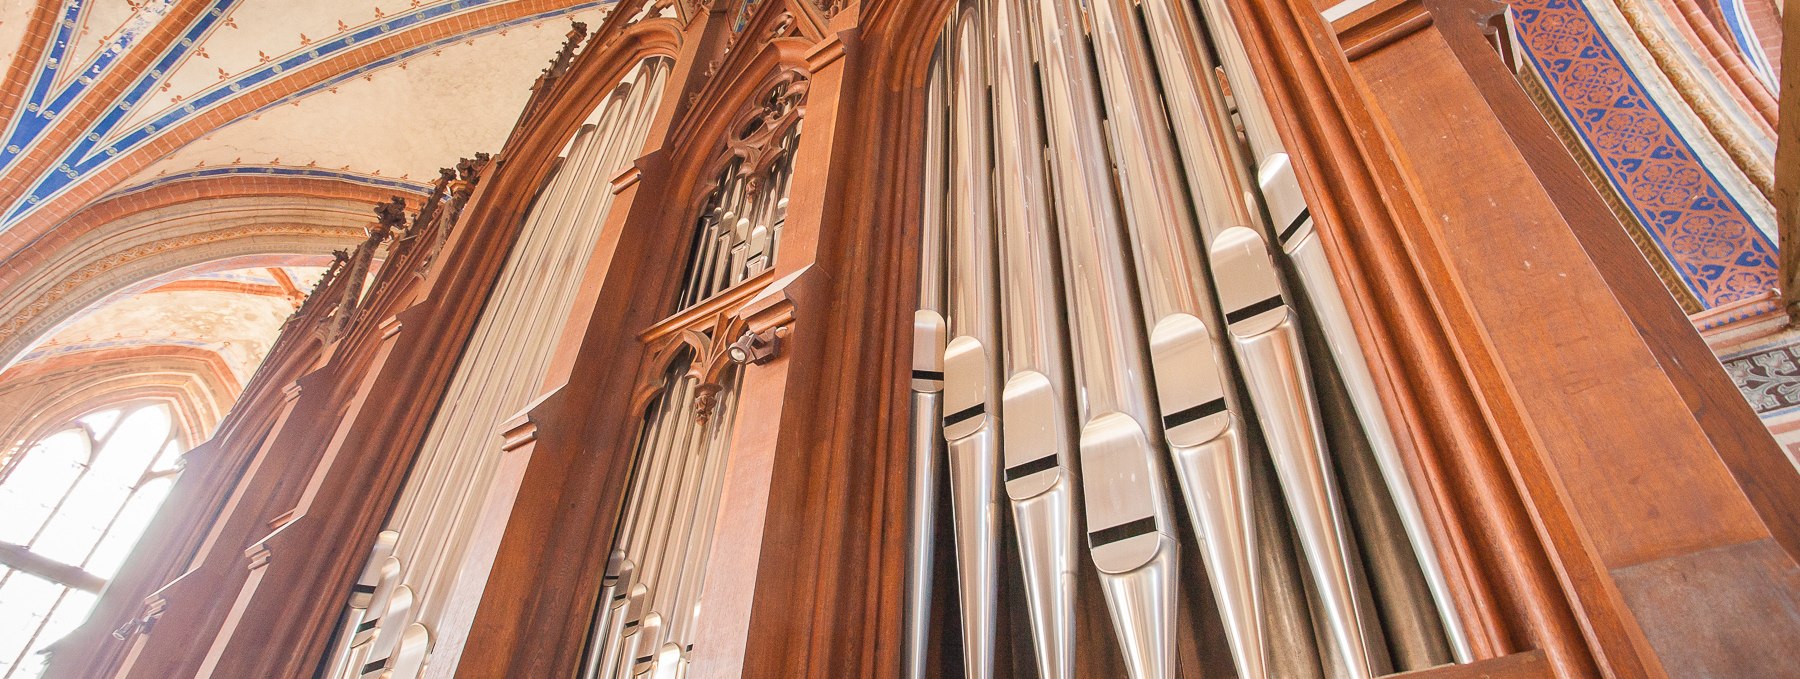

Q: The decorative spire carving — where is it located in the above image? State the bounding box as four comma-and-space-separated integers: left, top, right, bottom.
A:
373, 196, 407, 240
545, 22, 590, 80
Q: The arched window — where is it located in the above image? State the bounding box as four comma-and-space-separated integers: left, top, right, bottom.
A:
0, 403, 184, 678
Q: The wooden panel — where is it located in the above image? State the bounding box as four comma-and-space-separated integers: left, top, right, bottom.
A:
1391, 650, 1547, 679
1346, 0, 1766, 570
1610, 538, 1800, 678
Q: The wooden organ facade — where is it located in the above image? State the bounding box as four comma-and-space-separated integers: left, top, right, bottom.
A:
40, 1, 1800, 678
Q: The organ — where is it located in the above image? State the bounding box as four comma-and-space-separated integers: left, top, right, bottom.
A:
53, 1, 1800, 678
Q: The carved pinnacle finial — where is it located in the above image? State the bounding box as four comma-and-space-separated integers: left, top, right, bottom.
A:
373, 196, 408, 238
544, 21, 589, 79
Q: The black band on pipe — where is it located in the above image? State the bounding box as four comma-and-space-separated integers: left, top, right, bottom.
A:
1163, 398, 1228, 430
1088, 516, 1158, 548
1279, 208, 1311, 244
1003, 455, 1059, 481
1226, 295, 1285, 325
944, 403, 984, 426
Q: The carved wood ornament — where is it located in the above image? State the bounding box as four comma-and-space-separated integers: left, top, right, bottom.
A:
631, 37, 813, 423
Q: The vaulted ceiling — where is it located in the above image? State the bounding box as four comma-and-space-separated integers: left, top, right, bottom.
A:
0, 0, 612, 447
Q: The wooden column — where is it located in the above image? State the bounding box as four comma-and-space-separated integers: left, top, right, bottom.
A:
1779, 0, 1800, 315
1230, 0, 1800, 675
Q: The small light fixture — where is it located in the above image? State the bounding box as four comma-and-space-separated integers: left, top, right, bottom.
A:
727, 328, 779, 365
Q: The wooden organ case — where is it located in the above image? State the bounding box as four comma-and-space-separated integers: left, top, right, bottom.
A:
395, 0, 1800, 676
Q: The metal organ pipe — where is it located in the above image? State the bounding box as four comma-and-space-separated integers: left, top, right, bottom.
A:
615, 375, 700, 679
587, 397, 671, 679
1082, 0, 1270, 675
414, 73, 636, 618
667, 377, 740, 649
916, 3, 1471, 677
324, 56, 678, 679
901, 43, 949, 679
941, 3, 1005, 677
1210, 227, 1373, 679
587, 364, 743, 679
985, 0, 1081, 676
677, 109, 798, 312
586, 66, 804, 679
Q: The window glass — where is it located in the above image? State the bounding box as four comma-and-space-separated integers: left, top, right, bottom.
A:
0, 404, 184, 678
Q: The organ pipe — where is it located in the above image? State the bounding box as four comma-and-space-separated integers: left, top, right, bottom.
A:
1210, 226, 1372, 679
941, 4, 1005, 676
985, 0, 1081, 676
678, 94, 801, 312
901, 42, 949, 679
584, 362, 743, 679
1082, 0, 1270, 674
1032, 0, 1181, 675
586, 66, 804, 679
325, 57, 672, 679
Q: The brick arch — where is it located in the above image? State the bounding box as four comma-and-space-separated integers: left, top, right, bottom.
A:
0, 345, 240, 465
0, 175, 391, 367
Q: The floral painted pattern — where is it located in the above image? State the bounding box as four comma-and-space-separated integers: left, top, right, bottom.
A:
1513, 0, 1776, 307
1722, 343, 1800, 415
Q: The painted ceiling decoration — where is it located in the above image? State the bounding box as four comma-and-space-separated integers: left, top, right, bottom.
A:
1512, 0, 1779, 309
1, 0, 609, 233
0, 0, 618, 449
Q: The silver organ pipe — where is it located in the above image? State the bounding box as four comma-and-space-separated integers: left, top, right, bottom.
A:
588, 379, 686, 679
986, 0, 1080, 676
941, 3, 1004, 677
1183, 0, 1471, 662
902, 43, 949, 679
915, 1, 1466, 676
677, 88, 802, 312
1033, 0, 1180, 675
1082, 0, 1269, 675
1210, 227, 1372, 679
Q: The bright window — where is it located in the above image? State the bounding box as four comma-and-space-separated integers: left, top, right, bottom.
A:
0, 404, 184, 678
